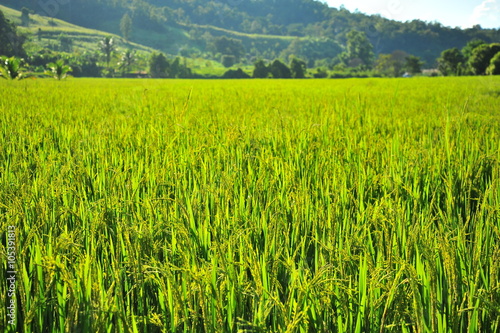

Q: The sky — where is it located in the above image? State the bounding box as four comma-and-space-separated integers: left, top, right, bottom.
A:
323, 0, 500, 29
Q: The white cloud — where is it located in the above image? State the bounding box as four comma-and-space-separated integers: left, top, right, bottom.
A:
469, 0, 500, 28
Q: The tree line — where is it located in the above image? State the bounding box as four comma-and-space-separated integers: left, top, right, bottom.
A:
2, 8, 499, 80
438, 41, 500, 76
6, 0, 500, 68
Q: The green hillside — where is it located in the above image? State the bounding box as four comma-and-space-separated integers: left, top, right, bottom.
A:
0, 4, 231, 77
0, 4, 154, 54
2, 0, 500, 67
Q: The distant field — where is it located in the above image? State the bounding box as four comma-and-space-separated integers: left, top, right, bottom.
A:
1, 77, 499, 332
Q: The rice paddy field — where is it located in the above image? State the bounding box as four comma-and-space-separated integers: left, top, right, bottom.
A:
1, 76, 499, 332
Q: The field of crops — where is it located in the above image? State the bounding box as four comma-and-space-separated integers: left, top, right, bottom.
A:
1, 77, 499, 332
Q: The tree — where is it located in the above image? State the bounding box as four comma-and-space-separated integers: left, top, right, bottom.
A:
149, 52, 169, 78
79, 51, 101, 77
290, 57, 306, 78
390, 50, 408, 77
375, 54, 395, 77
469, 43, 500, 75
269, 59, 291, 78
212, 36, 245, 62
0, 10, 26, 57
462, 39, 486, 60
253, 60, 269, 78
281, 38, 343, 67
20, 7, 31, 27
120, 13, 133, 41
99, 36, 115, 69
118, 49, 135, 75
374, 51, 409, 77
345, 30, 374, 68
45, 59, 72, 80
404, 55, 423, 74
486, 52, 500, 75
437, 48, 464, 76
169, 57, 192, 78
221, 55, 236, 68
223, 68, 250, 79
0, 56, 25, 80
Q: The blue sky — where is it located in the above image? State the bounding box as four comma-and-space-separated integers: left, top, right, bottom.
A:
323, 0, 500, 29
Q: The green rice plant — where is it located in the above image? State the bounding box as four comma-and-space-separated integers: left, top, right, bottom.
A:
0, 76, 499, 332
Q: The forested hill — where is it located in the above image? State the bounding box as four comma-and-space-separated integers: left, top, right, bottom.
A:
2, 0, 500, 66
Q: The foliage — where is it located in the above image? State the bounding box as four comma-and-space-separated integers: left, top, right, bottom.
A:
289, 57, 306, 78
404, 55, 424, 74
437, 48, 465, 76
118, 49, 135, 75
0, 9, 26, 57
169, 57, 192, 78
57, 34, 73, 53
375, 50, 409, 77
375, 54, 395, 77
67, 51, 102, 77
0, 55, 25, 79
486, 52, 500, 75
20, 6, 31, 26
148, 53, 191, 78
1, 77, 499, 332
221, 55, 235, 68
312, 67, 328, 78
211, 36, 245, 62
99, 36, 115, 68
280, 37, 343, 67
252, 59, 269, 78
44, 59, 72, 80
120, 13, 133, 41
344, 30, 375, 68
269, 59, 291, 78
148, 52, 169, 78
4, 0, 500, 66
461, 39, 486, 60
469, 43, 500, 75
222, 67, 250, 79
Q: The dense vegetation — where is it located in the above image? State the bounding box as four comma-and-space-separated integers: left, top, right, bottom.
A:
1, 77, 500, 332
2, 0, 500, 67
3, 3, 500, 80
0, 8, 26, 57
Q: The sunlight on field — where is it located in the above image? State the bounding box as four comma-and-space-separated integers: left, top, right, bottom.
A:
1, 77, 499, 332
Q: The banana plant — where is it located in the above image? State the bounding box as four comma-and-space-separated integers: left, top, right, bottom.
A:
0, 56, 25, 80
45, 59, 72, 80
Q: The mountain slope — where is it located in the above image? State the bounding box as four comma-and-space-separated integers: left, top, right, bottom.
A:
0, 4, 155, 55
2, 0, 500, 66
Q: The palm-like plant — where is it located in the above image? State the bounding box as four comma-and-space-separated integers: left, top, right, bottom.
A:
0, 56, 25, 80
118, 49, 135, 75
45, 59, 72, 80
99, 36, 115, 69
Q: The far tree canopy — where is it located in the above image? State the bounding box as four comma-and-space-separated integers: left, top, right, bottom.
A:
0, 10, 26, 57
469, 43, 500, 75
345, 30, 374, 68
211, 36, 245, 62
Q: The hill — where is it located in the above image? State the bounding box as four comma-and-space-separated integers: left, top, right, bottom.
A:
0, 4, 154, 54
2, 0, 500, 68
0, 4, 233, 77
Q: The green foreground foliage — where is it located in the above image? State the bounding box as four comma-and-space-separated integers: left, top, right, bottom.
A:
0, 77, 499, 332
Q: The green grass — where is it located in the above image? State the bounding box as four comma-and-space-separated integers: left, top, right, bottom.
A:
0, 77, 499, 332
